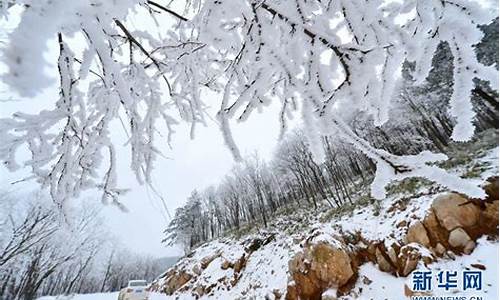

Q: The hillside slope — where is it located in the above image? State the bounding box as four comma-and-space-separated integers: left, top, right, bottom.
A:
152, 142, 499, 299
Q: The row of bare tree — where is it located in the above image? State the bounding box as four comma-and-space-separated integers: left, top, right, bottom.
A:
0, 193, 170, 300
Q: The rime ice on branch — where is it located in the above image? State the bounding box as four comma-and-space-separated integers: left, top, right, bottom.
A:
0, 0, 497, 205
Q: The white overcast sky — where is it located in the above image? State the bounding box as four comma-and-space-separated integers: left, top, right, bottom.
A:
0, 6, 289, 257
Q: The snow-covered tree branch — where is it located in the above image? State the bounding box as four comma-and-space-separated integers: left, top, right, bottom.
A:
0, 0, 498, 207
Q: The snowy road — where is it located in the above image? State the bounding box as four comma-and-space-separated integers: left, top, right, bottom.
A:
37, 292, 169, 300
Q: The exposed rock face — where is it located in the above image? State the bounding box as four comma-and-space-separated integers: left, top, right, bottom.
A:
153, 233, 278, 298
375, 246, 393, 273
431, 193, 481, 231
406, 221, 430, 247
399, 244, 433, 276
285, 177, 498, 299
448, 228, 472, 249
400, 177, 499, 257
162, 270, 192, 295
287, 239, 354, 300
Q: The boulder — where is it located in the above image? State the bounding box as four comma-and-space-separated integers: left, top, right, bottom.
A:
234, 254, 247, 273
375, 247, 393, 273
480, 200, 499, 231
433, 243, 446, 257
484, 176, 499, 202
463, 240, 476, 255
163, 271, 192, 295
421, 211, 448, 247
310, 243, 354, 286
431, 193, 481, 231
402, 257, 419, 277
406, 221, 430, 247
200, 252, 221, 269
287, 240, 355, 299
448, 228, 472, 249
221, 260, 231, 270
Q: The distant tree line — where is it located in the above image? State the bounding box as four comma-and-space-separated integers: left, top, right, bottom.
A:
164, 20, 499, 252
0, 193, 170, 300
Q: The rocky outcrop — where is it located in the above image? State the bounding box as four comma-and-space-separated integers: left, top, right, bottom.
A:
286, 235, 355, 300
285, 177, 499, 299
154, 233, 277, 298
161, 270, 193, 295
406, 221, 430, 247
410, 177, 498, 256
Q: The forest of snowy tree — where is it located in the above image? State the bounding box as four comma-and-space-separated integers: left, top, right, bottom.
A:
0, 192, 175, 300
164, 19, 499, 251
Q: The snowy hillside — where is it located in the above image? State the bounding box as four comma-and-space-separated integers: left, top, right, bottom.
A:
150, 142, 499, 299
39, 240, 498, 300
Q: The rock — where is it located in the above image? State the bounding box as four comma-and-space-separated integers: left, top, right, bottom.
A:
272, 289, 282, 299
404, 284, 413, 297
192, 264, 201, 275
221, 260, 231, 270
463, 240, 476, 255
285, 283, 299, 300
480, 200, 499, 231
434, 243, 446, 257
399, 246, 419, 276
362, 276, 372, 285
484, 176, 499, 202
245, 234, 275, 253
200, 252, 220, 269
398, 244, 433, 276
422, 211, 448, 247
431, 193, 481, 231
321, 288, 337, 300
234, 255, 247, 273
402, 258, 419, 277
406, 221, 430, 247
375, 247, 393, 272
310, 243, 354, 287
404, 284, 432, 297
164, 271, 192, 295
387, 246, 399, 265
470, 263, 486, 270
422, 255, 434, 265
287, 240, 355, 299
194, 285, 205, 297
448, 228, 472, 249
396, 220, 407, 228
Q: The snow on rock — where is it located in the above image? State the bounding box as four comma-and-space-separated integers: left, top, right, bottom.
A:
344, 238, 498, 299
152, 232, 294, 299
287, 238, 355, 299
336, 191, 436, 249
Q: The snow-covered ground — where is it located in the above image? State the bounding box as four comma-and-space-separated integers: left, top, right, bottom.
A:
37, 292, 170, 300
36, 238, 498, 300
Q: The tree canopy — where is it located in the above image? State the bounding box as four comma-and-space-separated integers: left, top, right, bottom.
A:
0, 0, 497, 209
